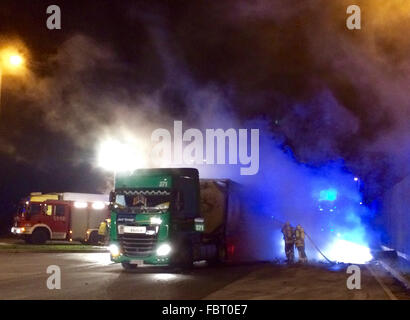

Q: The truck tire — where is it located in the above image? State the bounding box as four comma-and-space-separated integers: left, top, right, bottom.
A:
121, 262, 138, 270
88, 231, 99, 245
30, 229, 49, 245
173, 242, 193, 270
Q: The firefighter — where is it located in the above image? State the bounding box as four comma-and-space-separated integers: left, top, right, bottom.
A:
98, 218, 110, 245
281, 222, 295, 264
295, 224, 308, 263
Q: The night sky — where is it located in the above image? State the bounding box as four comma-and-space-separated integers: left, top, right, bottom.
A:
1, 0, 410, 235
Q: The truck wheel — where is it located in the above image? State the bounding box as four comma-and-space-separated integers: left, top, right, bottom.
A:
88, 231, 99, 245
31, 229, 49, 245
121, 262, 137, 270
177, 243, 194, 270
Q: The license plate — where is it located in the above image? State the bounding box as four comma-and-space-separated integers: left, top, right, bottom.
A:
123, 226, 146, 234
129, 260, 144, 265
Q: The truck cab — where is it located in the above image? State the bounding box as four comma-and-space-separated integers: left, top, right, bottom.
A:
108, 168, 250, 269
109, 168, 219, 269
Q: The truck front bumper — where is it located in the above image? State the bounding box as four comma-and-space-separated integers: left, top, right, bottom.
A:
109, 242, 171, 265
11, 227, 31, 235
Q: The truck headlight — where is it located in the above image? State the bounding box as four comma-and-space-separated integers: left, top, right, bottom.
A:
109, 244, 120, 257
150, 217, 162, 225
156, 243, 171, 256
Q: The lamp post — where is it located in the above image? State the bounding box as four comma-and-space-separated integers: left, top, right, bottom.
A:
0, 68, 2, 116
0, 52, 25, 117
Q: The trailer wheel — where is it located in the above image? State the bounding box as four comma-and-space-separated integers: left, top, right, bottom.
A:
30, 229, 49, 245
121, 262, 138, 270
208, 243, 226, 266
217, 243, 227, 263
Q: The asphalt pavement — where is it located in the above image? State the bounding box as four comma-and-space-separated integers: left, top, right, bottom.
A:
0, 252, 409, 300
0, 252, 259, 299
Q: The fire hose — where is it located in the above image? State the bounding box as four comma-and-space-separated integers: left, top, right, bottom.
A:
272, 217, 335, 264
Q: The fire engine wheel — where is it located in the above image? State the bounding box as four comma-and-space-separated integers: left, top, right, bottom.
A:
30, 229, 49, 245
24, 235, 32, 244
121, 262, 138, 270
88, 231, 99, 245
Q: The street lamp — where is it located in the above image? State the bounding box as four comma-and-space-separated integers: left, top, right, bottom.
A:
9, 55, 24, 67
0, 49, 25, 116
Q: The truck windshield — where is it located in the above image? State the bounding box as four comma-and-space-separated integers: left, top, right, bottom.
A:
113, 189, 171, 214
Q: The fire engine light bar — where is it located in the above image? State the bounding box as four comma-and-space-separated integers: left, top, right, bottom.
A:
74, 202, 88, 209
92, 202, 105, 210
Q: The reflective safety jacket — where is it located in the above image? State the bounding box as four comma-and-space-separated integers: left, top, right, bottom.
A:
98, 221, 107, 236
295, 227, 305, 247
282, 225, 295, 244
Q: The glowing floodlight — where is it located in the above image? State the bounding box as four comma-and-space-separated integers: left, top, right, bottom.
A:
97, 138, 148, 172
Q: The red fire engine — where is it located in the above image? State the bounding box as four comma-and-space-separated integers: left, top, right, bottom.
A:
11, 192, 110, 244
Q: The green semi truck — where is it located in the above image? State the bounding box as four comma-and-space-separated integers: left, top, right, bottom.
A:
108, 168, 248, 269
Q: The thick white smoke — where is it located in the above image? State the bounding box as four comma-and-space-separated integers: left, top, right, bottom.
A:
4, 1, 409, 261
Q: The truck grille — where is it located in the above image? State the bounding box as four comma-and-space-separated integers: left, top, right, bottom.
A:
119, 233, 158, 257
